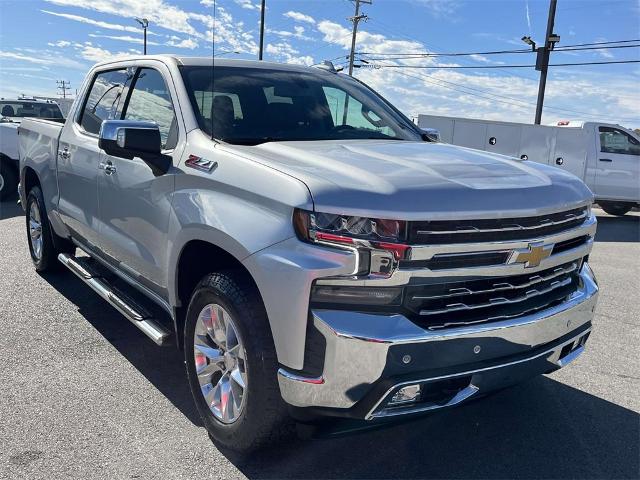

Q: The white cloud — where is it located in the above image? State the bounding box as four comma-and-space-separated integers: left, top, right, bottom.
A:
167, 37, 199, 49
268, 26, 312, 41
43, 0, 199, 36
88, 34, 161, 46
79, 46, 133, 63
0, 49, 87, 69
283, 11, 316, 25
0, 51, 55, 65
47, 40, 72, 48
41, 10, 151, 34
410, 0, 461, 18
234, 0, 260, 10
41, 0, 258, 56
265, 42, 314, 66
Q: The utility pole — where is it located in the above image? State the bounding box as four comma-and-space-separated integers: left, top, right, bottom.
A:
135, 17, 149, 55
533, 0, 559, 124
347, 0, 371, 76
258, 0, 266, 60
56, 80, 70, 99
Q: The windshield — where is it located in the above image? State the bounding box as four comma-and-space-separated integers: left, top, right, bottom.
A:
180, 66, 421, 145
0, 101, 63, 120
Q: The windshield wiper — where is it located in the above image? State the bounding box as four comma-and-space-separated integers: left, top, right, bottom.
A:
222, 136, 285, 146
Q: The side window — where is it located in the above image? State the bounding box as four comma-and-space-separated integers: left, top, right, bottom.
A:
79, 69, 131, 135
322, 86, 397, 137
599, 126, 640, 156
122, 68, 178, 150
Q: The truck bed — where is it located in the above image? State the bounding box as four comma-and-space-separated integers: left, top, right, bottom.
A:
18, 117, 64, 206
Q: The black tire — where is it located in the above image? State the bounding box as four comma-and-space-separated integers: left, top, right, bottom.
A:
599, 201, 632, 216
25, 186, 75, 272
0, 160, 18, 201
184, 271, 294, 451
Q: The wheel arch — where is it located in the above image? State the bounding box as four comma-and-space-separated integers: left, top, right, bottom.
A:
22, 164, 40, 195
172, 238, 268, 350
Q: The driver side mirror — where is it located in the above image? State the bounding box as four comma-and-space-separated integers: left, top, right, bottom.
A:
421, 128, 440, 143
99, 120, 171, 175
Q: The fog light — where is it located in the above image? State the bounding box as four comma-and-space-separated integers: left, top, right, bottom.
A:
388, 384, 421, 406
310, 285, 403, 306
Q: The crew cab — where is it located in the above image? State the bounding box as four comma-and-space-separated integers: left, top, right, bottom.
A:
19, 56, 598, 451
0, 98, 64, 200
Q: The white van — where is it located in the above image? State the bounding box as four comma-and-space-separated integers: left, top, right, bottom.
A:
418, 115, 640, 216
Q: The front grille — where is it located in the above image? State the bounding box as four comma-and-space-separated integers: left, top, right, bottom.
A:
408, 207, 588, 244
404, 261, 581, 329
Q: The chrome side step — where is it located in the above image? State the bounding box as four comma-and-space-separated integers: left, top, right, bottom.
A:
58, 253, 171, 346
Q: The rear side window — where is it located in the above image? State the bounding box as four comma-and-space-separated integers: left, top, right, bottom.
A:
79, 69, 132, 135
122, 68, 178, 150
599, 126, 640, 156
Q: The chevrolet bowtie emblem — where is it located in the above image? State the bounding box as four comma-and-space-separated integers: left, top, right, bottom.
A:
509, 242, 553, 268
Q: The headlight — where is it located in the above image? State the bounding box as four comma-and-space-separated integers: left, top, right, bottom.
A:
293, 209, 410, 277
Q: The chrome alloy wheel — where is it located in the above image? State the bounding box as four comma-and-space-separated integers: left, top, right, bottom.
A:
28, 199, 43, 260
194, 303, 248, 424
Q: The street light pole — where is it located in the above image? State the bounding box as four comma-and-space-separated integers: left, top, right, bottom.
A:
258, 0, 266, 60
534, 0, 558, 125
135, 18, 149, 55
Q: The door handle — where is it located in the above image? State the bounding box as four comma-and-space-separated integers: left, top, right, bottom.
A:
98, 161, 117, 175
599, 158, 613, 162
58, 148, 70, 160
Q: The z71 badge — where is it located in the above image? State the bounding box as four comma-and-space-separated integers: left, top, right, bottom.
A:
185, 154, 218, 172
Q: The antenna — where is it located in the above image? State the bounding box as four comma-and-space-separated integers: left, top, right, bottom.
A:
211, 0, 216, 141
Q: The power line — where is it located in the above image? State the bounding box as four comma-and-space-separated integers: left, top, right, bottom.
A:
356, 42, 640, 59
357, 59, 640, 69
358, 44, 640, 61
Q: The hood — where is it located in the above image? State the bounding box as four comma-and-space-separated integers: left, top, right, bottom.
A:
231, 140, 593, 220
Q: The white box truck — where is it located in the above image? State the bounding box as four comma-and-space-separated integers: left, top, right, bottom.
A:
418, 115, 640, 216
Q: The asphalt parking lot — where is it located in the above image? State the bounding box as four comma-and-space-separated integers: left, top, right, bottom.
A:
0, 200, 638, 480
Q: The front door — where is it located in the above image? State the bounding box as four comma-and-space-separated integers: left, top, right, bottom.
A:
57, 68, 132, 249
595, 126, 640, 202
97, 66, 182, 296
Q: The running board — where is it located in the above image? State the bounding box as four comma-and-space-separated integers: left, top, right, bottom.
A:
58, 253, 171, 346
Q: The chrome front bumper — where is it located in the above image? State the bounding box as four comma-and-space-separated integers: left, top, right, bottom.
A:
278, 263, 598, 419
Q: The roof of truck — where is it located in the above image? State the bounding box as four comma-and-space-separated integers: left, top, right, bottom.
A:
93, 55, 327, 74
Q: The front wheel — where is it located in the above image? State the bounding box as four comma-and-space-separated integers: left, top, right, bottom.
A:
599, 201, 632, 216
184, 271, 293, 451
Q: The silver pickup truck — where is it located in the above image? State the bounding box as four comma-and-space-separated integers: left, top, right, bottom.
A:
19, 55, 599, 451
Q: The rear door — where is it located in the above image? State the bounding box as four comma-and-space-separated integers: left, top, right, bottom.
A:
595, 125, 640, 202
57, 68, 132, 248
97, 65, 183, 296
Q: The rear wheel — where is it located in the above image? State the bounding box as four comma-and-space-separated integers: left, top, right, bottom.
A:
599, 201, 632, 216
0, 161, 18, 201
25, 186, 74, 272
184, 271, 294, 451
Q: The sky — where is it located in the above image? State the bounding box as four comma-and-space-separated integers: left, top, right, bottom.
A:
0, 0, 639, 128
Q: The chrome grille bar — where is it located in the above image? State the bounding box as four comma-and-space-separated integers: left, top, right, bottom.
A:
418, 276, 573, 316
411, 262, 578, 301
416, 211, 586, 236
